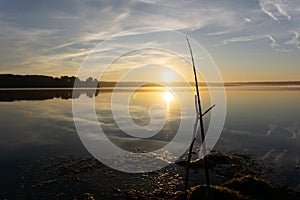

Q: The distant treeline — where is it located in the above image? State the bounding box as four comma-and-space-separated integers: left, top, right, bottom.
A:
0, 74, 300, 88
0, 74, 99, 88
0, 74, 188, 88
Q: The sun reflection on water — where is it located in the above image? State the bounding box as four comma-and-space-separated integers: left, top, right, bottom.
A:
163, 90, 173, 103
163, 90, 174, 112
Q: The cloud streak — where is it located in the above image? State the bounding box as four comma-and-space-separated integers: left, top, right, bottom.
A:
224, 35, 266, 44
259, 0, 291, 21
286, 31, 300, 49
223, 34, 290, 52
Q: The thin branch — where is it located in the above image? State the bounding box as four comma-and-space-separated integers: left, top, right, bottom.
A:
202, 104, 216, 117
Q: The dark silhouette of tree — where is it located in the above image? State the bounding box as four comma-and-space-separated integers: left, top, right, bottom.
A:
0, 74, 100, 88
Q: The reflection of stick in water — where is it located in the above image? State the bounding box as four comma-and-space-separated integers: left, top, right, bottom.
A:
185, 36, 213, 200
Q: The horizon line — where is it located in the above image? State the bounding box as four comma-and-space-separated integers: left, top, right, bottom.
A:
0, 74, 299, 84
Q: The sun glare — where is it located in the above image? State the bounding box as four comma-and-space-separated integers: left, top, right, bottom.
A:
162, 72, 174, 83
163, 90, 173, 103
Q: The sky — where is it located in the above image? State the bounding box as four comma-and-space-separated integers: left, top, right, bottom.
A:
0, 0, 299, 82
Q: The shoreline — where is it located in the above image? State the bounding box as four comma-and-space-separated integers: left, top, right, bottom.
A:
14, 151, 300, 199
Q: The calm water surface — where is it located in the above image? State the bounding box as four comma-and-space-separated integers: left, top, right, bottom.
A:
0, 86, 299, 197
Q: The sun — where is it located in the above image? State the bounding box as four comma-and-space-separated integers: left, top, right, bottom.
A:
162, 72, 174, 83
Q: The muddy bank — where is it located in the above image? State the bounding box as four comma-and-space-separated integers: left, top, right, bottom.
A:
17, 151, 299, 199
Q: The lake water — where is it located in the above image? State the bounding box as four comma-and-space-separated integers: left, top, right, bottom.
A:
0, 86, 299, 198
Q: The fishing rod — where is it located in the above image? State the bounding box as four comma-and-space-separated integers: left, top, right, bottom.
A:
185, 36, 213, 200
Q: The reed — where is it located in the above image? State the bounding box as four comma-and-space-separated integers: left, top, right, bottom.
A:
185, 36, 213, 200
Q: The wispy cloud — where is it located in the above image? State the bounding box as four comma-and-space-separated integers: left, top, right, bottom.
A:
286, 31, 300, 49
259, 0, 291, 21
266, 34, 289, 52
223, 35, 266, 44
223, 34, 289, 52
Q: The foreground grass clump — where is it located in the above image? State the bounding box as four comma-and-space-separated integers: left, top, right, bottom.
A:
224, 175, 300, 200
185, 185, 248, 200
180, 175, 300, 200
